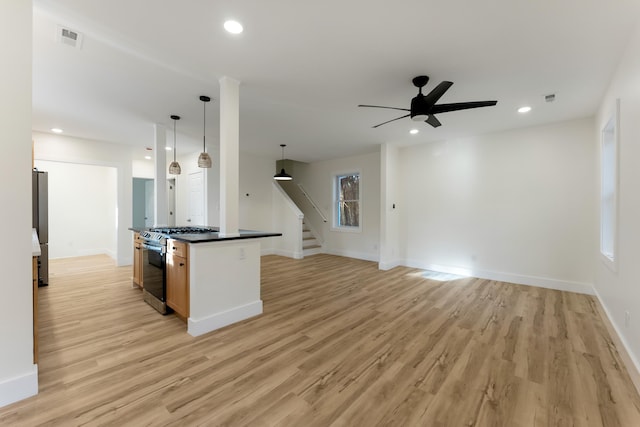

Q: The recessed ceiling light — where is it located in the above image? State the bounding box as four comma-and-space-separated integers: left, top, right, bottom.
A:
518, 106, 532, 113
409, 129, 419, 135
51, 128, 63, 134
224, 20, 243, 34
165, 146, 172, 151
144, 156, 151, 160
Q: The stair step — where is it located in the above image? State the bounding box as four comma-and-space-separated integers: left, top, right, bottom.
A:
303, 236, 316, 241
303, 244, 322, 250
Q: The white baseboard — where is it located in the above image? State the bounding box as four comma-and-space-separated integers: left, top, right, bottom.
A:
271, 249, 303, 259
77, 248, 112, 257
117, 255, 133, 267
0, 365, 38, 408
261, 248, 275, 256
592, 289, 640, 395
403, 259, 595, 295
302, 246, 323, 257
378, 260, 402, 271
325, 248, 379, 263
188, 300, 263, 337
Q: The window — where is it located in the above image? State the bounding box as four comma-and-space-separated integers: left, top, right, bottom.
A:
600, 102, 618, 267
334, 172, 360, 230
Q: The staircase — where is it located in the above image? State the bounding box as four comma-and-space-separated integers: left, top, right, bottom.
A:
302, 222, 322, 256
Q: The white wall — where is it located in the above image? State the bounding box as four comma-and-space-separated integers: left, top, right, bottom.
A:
239, 151, 276, 233
132, 159, 154, 179
595, 22, 640, 378
0, 0, 37, 408
297, 151, 381, 261
33, 132, 133, 266
272, 183, 304, 258
34, 160, 117, 259
399, 118, 596, 293
173, 148, 277, 252
174, 150, 211, 226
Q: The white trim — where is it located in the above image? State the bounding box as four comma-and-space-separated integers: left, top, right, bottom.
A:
272, 182, 304, 219
593, 288, 640, 394
403, 259, 595, 295
325, 248, 379, 263
271, 248, 304, 259
331, 170, 362, 233
378, 260, 402, 271
188, 300, 263, 337
0, 365, 38, 408
599, 98, 619, 273
302, 246, 323, 256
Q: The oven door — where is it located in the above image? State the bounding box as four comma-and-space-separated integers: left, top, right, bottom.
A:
142, 243, 166, 305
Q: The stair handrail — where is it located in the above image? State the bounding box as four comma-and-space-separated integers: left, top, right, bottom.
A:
298, 184, 328, 223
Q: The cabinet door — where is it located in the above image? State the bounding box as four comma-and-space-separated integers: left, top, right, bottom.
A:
133, 241, 143, 287
167, 254, 189, 318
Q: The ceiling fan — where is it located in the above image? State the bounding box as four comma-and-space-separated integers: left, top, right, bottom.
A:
358, 75, 497, 128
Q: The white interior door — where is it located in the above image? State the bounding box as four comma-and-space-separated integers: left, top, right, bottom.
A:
144, 179, 155, 227
188, 171, 204, 226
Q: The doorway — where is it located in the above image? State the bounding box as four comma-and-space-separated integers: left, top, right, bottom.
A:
132, 178, 154, 229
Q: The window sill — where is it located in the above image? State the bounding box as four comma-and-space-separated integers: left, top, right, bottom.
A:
600, 252, 617, 274
331, 226, 362, 234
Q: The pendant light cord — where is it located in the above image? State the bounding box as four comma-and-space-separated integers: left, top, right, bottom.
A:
202, 101, 206, 152
173, 119, 177, 162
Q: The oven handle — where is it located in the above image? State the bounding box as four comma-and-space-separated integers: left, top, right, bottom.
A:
142, 243, 166, 254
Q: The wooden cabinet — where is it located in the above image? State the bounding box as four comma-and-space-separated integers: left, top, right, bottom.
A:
166, 239, 189, 319
133, 233, 143, 288
33, 256, 38, 364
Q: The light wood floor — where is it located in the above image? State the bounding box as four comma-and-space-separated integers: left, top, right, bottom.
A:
1, 254, 639, 426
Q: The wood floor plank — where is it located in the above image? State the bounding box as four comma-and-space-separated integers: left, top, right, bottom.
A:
0, 253, 639, 426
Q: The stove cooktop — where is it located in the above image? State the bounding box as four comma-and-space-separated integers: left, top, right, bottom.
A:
149, 226, 217, 235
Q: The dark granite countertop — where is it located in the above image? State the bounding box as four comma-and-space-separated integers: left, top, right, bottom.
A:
129, 226, 281, 243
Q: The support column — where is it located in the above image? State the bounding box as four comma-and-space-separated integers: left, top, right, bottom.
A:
379, 143, 401, 270
154, 123, 168, 226
219, 76, 240, 237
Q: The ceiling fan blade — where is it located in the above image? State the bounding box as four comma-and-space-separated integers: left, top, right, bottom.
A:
431, 101, 498, 114
358, 104, 410, 112
372, 114, 411, 128
425, 115, 441, 128
423, 81, 453, 106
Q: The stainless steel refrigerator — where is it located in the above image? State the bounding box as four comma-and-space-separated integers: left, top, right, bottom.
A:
32, 170, 48, 286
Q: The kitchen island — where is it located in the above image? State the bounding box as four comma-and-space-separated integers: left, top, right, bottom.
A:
130, 226, 281, 337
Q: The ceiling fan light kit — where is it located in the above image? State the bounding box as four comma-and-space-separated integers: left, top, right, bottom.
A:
359, 75, 497, 129
198, 95, 212, 168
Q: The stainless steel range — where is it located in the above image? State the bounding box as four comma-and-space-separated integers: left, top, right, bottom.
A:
139, 226, 215, 314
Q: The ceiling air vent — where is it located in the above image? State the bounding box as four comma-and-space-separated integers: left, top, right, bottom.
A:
57, 26, 83, 49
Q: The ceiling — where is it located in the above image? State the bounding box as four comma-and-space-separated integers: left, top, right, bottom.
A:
32, 0, 640, 164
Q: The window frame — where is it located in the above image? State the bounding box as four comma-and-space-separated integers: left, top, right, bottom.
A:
332, 170, 362, 233
600, 99, 619, 272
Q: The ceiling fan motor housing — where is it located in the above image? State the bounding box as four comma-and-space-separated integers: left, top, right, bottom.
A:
410, 95, 429, 121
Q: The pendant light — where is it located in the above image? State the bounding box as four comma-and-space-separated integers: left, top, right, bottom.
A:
197, 95, 212, 168
168, 115, 181, 175
273, 144, 293, 181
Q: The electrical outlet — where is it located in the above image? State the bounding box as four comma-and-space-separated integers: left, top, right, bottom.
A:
239, 248, 245, 260
624, 311, 630, 328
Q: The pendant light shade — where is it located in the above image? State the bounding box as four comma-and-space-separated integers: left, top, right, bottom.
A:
168, 115, 182, 175
274, 144, 293, 181
198, 95, 212, 168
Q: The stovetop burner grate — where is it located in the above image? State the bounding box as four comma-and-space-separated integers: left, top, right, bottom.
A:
149, 226, 215, 235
